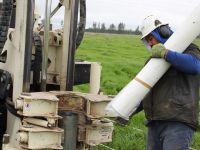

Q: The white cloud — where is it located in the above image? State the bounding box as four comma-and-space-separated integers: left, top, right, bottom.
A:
35, 0, 200, 30
86, 0, 200, 29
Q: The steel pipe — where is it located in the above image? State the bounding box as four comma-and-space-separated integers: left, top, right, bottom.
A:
41, 0, 52, 91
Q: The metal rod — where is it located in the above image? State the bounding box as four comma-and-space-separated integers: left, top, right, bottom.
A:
23, 0, 34, 92
50, 2, 62, 18
41, 0, 52, 91
38, 2, 63, 31
66, 0, 79, 91
62, 112, 78, 150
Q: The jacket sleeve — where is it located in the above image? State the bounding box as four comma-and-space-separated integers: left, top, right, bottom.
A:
132, 101, 143, 115
165, 43, 200, 74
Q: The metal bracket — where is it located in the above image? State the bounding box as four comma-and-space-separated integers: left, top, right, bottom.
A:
15, 92, 60, 118
52, 91, 116, 118
18, 125, 63, 149
78, 120, 114, 146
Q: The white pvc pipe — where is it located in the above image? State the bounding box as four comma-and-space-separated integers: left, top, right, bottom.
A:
106, 3, 200, 120
89, 62, 101, 94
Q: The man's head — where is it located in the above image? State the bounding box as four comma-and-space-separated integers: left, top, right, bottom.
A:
141, 15, 173, 49
144, 34, 159, 48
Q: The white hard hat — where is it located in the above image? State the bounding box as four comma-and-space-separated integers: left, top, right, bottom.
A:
140, 15, 167, 39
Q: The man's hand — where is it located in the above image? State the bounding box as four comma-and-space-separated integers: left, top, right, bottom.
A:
116, 117, 129, 126
151, 43, 168, 58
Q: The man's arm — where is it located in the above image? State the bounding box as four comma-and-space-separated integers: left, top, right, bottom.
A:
151, 43, 200, 74
165, 50, 200, 74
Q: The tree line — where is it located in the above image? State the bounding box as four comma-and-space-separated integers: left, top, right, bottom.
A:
58, 18, 200, 38
86, 22, 141, 35
85, 22, 200, 38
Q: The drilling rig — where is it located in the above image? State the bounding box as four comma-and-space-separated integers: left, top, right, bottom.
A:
0, 0, 115, 149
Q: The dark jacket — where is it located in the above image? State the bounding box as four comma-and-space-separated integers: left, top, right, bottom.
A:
143, 43, 200, 129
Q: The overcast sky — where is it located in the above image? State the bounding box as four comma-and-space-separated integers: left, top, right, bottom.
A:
35, 0, 200, 30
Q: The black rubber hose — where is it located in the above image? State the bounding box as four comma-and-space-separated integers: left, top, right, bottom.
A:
0, 0, 13, 54
9, 0, 16, 28
6, 99, 22, 119
0, 104, 7, 150
23, 0, 35, 92
76, 0, 86, 49
31, 32, 42, 91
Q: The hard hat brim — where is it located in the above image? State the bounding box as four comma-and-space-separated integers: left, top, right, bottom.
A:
141, 23, 168, 40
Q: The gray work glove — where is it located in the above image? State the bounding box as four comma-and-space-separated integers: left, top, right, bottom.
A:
116, 117, 128, 126
151, 43, 168, 58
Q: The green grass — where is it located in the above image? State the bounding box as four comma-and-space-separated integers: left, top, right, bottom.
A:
75, 33, 150, 95
75, 33, 200, 150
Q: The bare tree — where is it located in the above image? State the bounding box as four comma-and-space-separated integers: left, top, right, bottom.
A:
97, 22, 101, 29
118, 22, 125, 32
92, 22, 97, 29
134, 26, 141, 35
101, 23, 106, 31
109, 23, 116, 31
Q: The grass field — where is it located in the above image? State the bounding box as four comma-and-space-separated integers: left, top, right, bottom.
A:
75, 32, 200, 150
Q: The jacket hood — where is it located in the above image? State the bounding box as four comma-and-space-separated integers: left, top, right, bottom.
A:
151, 28, 173, 44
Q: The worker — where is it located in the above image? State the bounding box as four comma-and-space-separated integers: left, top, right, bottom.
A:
141, 15, 200, 150
117, 15, 200, 150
